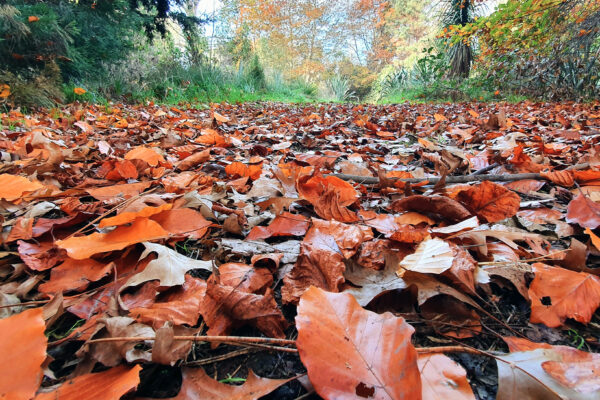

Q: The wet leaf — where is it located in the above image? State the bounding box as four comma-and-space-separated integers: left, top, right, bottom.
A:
296, 287, 421, 400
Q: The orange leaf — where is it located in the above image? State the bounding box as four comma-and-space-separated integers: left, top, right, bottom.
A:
0, 84, 10, 98
150, 208, 211, 239
195, 129, 230, 147
225, 161, 262, 180
457, 181, 520, 223
130, 275, 206, 328
73, 87, 86, 95
125, 146, 165, 167
297, 173, 359, 222
0, 308, 47, 400
529, 263, 600, 328
56, 218, 169, 259
85, 181, 151, 201
540, 170, 574, 187
28, 16, 39, 22
0, 174, 43, 201
39, 258, 114, 294
98, 203, 172, 228
35, 365, 141, 400
296, 287, 421, 400
434, 113, 448, 122
418, 353, 475, 399
566, 194, 600, 229
246, 212, 309, 240
172, 368, 292, 400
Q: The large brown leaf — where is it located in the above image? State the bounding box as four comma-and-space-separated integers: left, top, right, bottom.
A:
297, 173, 359, 222
282, 219, 371, 303
391, 195, 472, 223
457, 181, 520, 223
296, 287, 421, 400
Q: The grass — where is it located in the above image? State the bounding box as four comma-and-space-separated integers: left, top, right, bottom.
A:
378, 78, 530, 104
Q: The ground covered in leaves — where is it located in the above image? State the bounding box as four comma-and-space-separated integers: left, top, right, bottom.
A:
1, 101, 600, 399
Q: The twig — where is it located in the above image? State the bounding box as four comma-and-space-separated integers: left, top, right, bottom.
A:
471, 162, 499, 175
184, 348, 258, 366
416, 346, 487, 356
85, 335, 296, 346
330, 162, 591, 185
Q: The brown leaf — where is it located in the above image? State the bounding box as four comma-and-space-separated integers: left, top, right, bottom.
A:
281, 219, 371, 304
296, 287, 422, 400
391, 195, 472, 223
171, 368, 292, 400
457, 181, 520, 223
566, 194, 600, 229
200, 269, 287, 339
130, 275, 206, 328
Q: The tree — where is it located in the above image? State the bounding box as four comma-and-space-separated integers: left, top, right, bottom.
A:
439, 0, 484, 79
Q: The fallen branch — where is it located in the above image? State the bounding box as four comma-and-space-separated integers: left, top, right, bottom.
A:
331, 162, 590, 185
86, 335, 296, 346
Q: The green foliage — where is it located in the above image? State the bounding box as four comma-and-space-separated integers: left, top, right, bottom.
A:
326, 76, 355, 102
448, 0, 600, 99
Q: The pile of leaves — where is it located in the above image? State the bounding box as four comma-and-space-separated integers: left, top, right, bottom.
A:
1, 100, 600, 399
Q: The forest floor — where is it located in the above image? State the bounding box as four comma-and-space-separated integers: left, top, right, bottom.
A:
1, 101, 599, 399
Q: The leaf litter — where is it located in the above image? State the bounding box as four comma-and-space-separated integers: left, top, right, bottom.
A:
1, 101, 600, 399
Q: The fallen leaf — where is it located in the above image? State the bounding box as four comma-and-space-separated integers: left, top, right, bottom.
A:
39, 258, 114, 294
296, 287, 421, 400
130, 275, 206, 328
297, 173, 359, 222
457, 181, 520, 222
246, 212, 309, 240
122, 242, 212, 289
344, 259, 407, 306
98, 203, 172, 228
35, 365, 141, 400
398, 238, 454, 275
125, 146, 166, 166
0, 308, 47, 400
496, 345, 600, 400
391, 195, 472, 223
0, 174, 43, 201
566, 194, 600, 228
87, 316, 155, 366
418, 353, 475, 400
171, 368, 293, 400
56, 218, 169, 260
529, 263, 600, 328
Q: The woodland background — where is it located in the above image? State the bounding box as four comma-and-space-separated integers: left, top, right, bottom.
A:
2, 0, 600, 108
